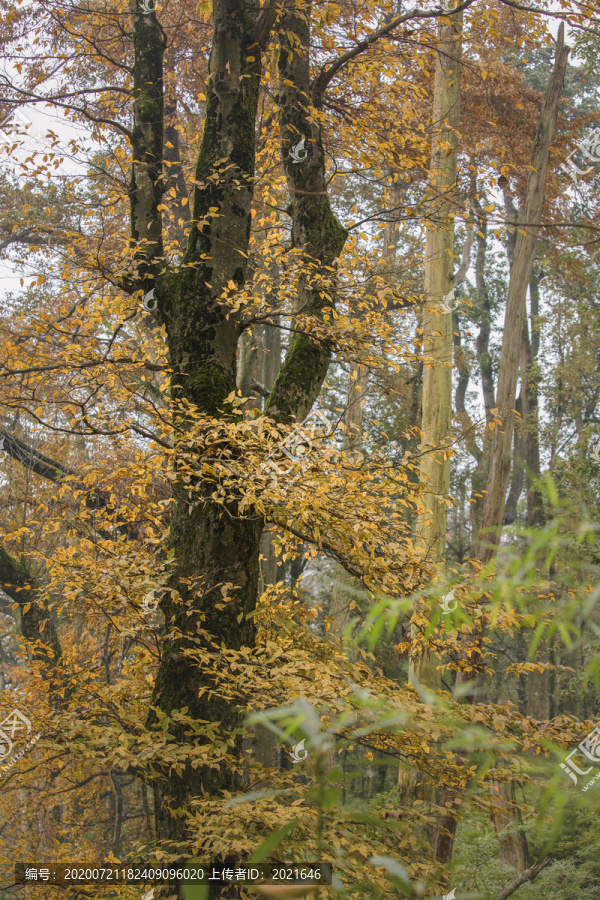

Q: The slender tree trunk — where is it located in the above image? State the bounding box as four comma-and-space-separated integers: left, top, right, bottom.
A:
468, 201, 494, 550
476, 34, 568, 567
399, 9, 464, 824
237, 329, 260, 404
329, 364, 369, 638
504, 392, 525, 525
489, 767, 531, 872
262, 320, 282, 398
412, 10, 463, 690
255, 321, 283, 769
523, 272, 544, 526
492, 329, 531, 873
259, 320, 283, 590
433, 28, 568, 864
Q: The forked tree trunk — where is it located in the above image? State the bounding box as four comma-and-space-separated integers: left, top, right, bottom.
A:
142, 1, 266, 855
475, 33, 568, 568
128, 1, 347, 885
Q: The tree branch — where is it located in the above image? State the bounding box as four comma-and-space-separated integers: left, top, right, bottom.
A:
493, 859, 550, 900
252, 0, 279, 49
0, 543, 63, 667
311, 1, 476, 109
265, 0, 348, 424
0, 426, 136, 537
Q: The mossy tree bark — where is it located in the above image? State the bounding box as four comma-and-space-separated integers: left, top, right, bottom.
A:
266, 0, 348, 423
138, 2, 266, 854
123, 0, 347, 880
0, 543, 62, 668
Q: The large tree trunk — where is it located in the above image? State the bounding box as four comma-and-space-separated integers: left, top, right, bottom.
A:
143, 0, 266, 855
130, 0, 347, 881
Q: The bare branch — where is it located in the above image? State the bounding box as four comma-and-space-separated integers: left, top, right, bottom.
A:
492, 859, 550, 900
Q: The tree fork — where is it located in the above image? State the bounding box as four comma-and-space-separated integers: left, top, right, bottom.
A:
266, 0, 348, 424
141, 0, 266, 867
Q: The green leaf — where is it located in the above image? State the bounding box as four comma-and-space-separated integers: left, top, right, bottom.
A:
307, 784, 340, 809
369, 856, 415, 897
249, 819, 300, 864
181, 884, 208, 900
224, 788, 296, 808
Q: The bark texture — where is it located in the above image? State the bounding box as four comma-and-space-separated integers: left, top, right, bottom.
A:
124, 0, 349, 876
145, 3, 265, 854
489, 772, 530, 872
265, 0, 348, 423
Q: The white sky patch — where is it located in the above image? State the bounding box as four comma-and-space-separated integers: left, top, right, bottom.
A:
0, 101, 102, 292
0, 103, 96, 182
